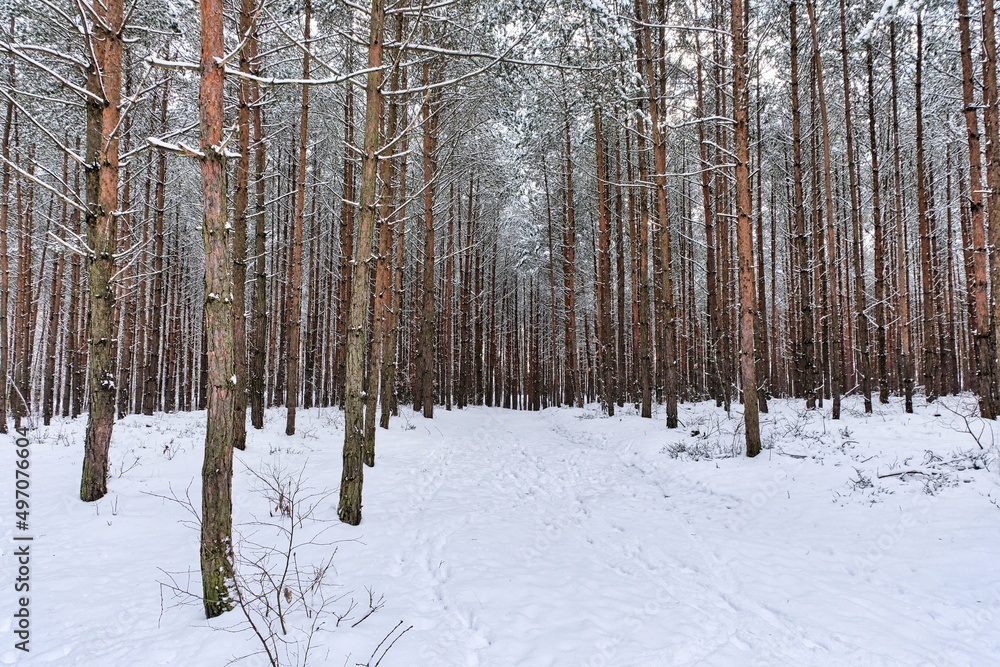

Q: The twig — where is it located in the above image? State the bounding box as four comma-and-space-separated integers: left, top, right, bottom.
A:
876, 469, 939, 479
374, 623, 413, 667
365, 620, 403, 666
351, 587, 385, 627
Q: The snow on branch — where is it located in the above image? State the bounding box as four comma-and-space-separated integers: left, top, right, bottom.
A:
48, 231, 93, 258
147, 136, 205, 158
0, 42, 103, 103
147, 55, 380, 87
0, 153, 87, 214
0, 89, 86, 166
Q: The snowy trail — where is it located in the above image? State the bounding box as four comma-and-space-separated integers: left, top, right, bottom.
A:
351, 404, 998, 666
4, 398, 1000, 666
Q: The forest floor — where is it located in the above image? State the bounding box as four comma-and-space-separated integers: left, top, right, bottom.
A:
2, 393, 999, 666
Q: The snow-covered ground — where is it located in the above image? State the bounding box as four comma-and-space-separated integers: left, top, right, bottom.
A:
2, 394, 1000, 666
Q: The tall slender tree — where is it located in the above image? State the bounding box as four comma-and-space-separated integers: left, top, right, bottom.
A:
339, 0, 387, 525
806, 0, 843, 419
197, 0, 236, 617
958, 0, 996, 416
80, 0, 125, 501
734, 0, 761, 454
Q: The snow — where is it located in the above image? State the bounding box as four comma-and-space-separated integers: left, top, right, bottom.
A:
2, 395, 1000, 666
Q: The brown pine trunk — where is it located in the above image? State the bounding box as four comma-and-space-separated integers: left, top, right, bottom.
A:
63, 156, 82, 419
614, 119, 627, 407
733, 0, 760, 455
144, 82, 170, 416
304, 174, 320, 410
164, 227, 179, 413
839, 0, 871, 413
806, 0, 843, 419
637, 0, 678, 427
266, 174, 280, 409
380, 88, 407, 428
0, 53, 13, 432
72, 223, 87, 418
285, 0, 311, 436
594, 107, 615, 416
866, 42, 889, 406
132, 155, 151, 416
129, 189, 147, 420
915, 15, 937, 404
958, 0, 995, 415
769, 191, 781, 394
116, 95, 134, 421
364, 36, 400, 457
473, 224, 484, 403
10, 149, 32, 429
634, 113, 654, 418
339, 0, 385, 526
715, 11, 734, 412
198, 0, 236, 618
696, 42, 721, 406
80, 0, 124, 502
543, 167, 558, 405
337, 81, 357, 408
418, 61, 438, 419
981, 0, 1000, 405
890, 24, 915, 413
753, 75, 770, 412
411, 220, 424, 412
559, 118, 580, 408
943, 153, 960, 394
443, 184, 455, 409
198, 324, 208, 410
43, 249, 63, 426
248, 34, 267, 429
231, 0, 257, 446
48, 150, 73, 422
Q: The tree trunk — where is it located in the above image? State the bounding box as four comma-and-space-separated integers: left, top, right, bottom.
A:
890, 23, 915, 413
198, 0, 236, 618
364, 30, 400, 457
0, 52, 13, 432
634, 113, 654, 418
637, 0, 678, 427
915, 15, 938, 404
143, 82, 170, 416
866, 42, 889, 406
981, 0, 1000, 407
80, 0, 124, 502
805, 0, 843, 419
614, 120, 627, 407
43, 249, 63, 426
419, 61, 438, 419
839, 0, 871, 413
380, 86, 408, 428
339, 0, 385, 526
733, 0, 760, 455
248, 33, 268, 429
594, 107, 615, 415
958, 0, 996, 415
561, 116, 581, 408
285, 0, 311, 436
231, 0, 257, 446
337, 80, 357, 408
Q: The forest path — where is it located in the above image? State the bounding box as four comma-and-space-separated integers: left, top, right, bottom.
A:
361, 405, 864, 666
